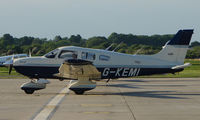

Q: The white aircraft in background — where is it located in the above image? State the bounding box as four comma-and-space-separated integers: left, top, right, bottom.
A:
8, 29, 193, 94
0, 54, 28, 67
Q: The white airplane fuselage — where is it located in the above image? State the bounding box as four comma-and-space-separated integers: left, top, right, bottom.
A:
13, 29, 194, 80
13, 46, 183, 79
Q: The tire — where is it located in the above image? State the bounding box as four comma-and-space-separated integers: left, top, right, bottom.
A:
24, 89, 34, 94
74, 90, 85, 95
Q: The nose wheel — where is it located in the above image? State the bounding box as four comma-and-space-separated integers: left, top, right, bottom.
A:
24, 89, 35, 94
21, 79, 50, 94
74, 90, 85, 95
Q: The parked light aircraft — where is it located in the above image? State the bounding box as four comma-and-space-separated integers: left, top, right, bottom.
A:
0, 54, 28, 67
8, 29, 193, 94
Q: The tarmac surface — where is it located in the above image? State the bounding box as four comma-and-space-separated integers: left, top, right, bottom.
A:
0, 78, 200, 120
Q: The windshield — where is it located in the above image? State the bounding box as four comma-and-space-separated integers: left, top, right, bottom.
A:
44, 49, 59, 58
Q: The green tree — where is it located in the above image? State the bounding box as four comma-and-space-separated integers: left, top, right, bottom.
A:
190, 41, 200, 47
54, 36, 62, 42
86, 37, 108, 48
1, 34, 14, 46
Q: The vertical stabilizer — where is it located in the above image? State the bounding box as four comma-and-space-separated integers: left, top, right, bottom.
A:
153, 29, 193, 64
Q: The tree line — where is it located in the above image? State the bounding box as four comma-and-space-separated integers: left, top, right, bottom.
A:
0, 33, 199, 58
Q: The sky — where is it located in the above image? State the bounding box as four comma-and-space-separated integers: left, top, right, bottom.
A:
0, 0, 199, 42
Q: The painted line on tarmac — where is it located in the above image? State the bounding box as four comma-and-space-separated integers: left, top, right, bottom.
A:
31, 87, 70, 120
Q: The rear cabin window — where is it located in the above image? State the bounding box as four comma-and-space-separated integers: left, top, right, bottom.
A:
58, 50, 77, 59
99, 55, 110, 61
81, 52, 95, 60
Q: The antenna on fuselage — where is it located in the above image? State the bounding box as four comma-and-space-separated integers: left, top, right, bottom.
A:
29, 49, 32, 57
133, 47, 144, 55
112, 42, 123, 52
105, 43, 114, 51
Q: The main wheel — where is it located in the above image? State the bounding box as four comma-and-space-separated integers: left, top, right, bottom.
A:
24, 89, 35, 94
74, 90, 85, 95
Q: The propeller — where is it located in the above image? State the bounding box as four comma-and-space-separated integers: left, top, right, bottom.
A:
3, 54, 14, 75
8, 64, 13, 75
9, 54, 14, 74
5, 50, 30, 75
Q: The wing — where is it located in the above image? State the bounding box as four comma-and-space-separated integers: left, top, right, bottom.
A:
54, 59, 102, 94
54, 59, 101, 80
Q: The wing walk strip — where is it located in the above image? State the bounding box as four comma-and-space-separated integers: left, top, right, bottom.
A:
32, 87, 70, 120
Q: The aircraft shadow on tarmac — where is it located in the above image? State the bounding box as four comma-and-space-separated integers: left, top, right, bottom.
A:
98, 84, 140, 89
115, 79, 200, 83
86, 91, 200, 99
98, 83, 187, 89
31, 90, 200, 100
109, 91, 188, 99
91, 82, 200, 99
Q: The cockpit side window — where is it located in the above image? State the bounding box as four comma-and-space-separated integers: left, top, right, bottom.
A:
58, 50, 77, 59
44, 49, 59, 58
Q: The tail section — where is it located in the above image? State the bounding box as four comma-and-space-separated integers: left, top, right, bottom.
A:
153, 29, 193, 64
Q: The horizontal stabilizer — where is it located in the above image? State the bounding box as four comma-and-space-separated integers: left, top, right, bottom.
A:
172, 63, 191, 69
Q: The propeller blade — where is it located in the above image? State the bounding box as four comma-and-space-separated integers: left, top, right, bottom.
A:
9, 64, 13, 75
4, 55, 14, 67
8, 55, 14, 75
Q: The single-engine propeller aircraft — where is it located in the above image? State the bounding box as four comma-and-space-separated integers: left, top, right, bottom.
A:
9, 29, 193, 94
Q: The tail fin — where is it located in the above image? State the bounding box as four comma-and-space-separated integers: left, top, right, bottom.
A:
153, 29, 193, 64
